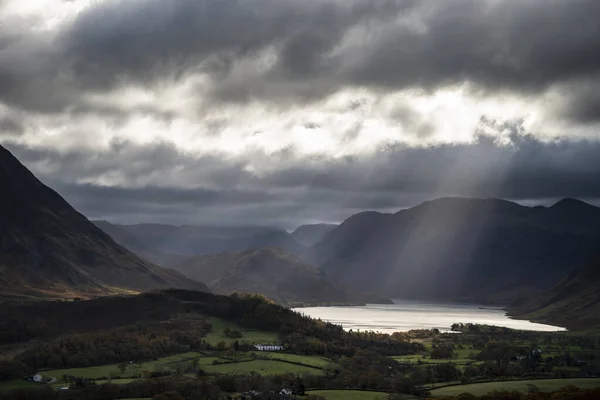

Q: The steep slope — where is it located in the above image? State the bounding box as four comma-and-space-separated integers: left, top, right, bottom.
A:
170, 247, 392, 305
509, 252, 600, 330
114, 223, 306, 256
291, 223, 338, 247
308, 197, 600, 304
0, 145, 208, 300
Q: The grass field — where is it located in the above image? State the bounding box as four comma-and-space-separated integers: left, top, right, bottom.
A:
306, 390, 389, 400
94, 378, 137, 385
44, 364, 123, 381
42, 352, 225, 383
392, 356, 475, 365
430, 378, 600, 397
38, 349, 331, 385
202, 360, 324, 376
252, 352, 333, 368
0, 379, 40, 392
204, 318, 279, 346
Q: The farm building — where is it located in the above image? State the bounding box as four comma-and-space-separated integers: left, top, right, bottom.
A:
254, 344, 284, 351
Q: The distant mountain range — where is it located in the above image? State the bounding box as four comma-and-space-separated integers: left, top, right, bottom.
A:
168, 247, 391, 305
509, 252, 600, 330
0, 145, 208, 301
93, 221, 306, 257
291, 224, 338, 247
307, 197, 600, 304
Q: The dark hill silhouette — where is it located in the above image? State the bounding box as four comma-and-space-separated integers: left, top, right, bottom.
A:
169, 247, 392, 305
0, 145, 208, 300
307, 197, 600, 303
509, 251, 600, 330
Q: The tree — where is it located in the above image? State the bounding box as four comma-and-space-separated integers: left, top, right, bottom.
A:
216, 341, 228, 351
118, 363, 127, 374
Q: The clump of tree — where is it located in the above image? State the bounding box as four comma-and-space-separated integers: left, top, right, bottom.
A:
430, 343, 455, 359
223, 328, 243, 339
0, 360, 32, 381
16, 319, 210, 369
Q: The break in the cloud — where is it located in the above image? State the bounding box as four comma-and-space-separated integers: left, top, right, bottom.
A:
0, 0, 599, 227
4, 128, 600, 228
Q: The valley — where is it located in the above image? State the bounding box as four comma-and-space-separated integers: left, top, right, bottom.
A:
1, 144, 600, 400
2, 290, 600, 400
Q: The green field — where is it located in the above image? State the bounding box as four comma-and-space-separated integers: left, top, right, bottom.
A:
0, 379, 40, 392
307, 390, 389, 400
204, 318, 279, 346
431, 378, 600, 397
44, 364, 124, 381
202, 359, 324, 376
42, 352, 225, 383
252, 352, 333, 368
393, 356, 475, 365
37, 349, 331, 385
94, 378, 137, 385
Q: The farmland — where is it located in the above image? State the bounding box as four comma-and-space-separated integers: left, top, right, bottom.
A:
306, 389, 390, 400
430, 378, 600, 397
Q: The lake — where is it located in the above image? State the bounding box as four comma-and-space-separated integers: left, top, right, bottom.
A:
292, 299, 565, 333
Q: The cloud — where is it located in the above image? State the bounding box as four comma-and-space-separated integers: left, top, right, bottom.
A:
4, 128, 600, 228
1, 0, 600, 228
1, 0, 599, 117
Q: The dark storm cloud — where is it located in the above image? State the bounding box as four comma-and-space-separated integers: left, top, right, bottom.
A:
1, 0, 600, 119
340, 0, 600, 92
3, 130, 600, 227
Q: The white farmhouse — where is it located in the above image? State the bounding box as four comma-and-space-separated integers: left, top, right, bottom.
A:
32, 374, 43, 383
254, 344, 284, 351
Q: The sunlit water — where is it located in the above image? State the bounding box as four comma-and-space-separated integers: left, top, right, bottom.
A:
292, 299, 565, 333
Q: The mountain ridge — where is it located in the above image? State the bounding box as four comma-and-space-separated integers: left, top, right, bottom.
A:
307, 196, 600, 304
0, 145, 208, 300
168, 247, 392, 305
291, 223, 339, 247
96, 222, 306, 257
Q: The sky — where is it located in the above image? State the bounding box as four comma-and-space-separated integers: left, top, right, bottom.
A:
0, 0, 599, 228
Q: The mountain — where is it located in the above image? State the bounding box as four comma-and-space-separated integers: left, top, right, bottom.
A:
92, 220, 187, 266
509, 251, 600, 330
307, 197, 600, 304
99, 222, 306, 257
169, 247, 392, 305
0, 145, 208, 301
291, 223, 338, 247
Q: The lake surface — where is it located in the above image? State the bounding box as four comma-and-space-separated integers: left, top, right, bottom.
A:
292, 299, 565, 333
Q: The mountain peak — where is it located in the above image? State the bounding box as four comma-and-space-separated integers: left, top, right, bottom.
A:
551, 198, 596, 210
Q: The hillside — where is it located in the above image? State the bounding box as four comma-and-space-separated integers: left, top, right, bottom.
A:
170, 247, 392, 305
307, 197, 600, 304
0, 145, 208, 300
509, 252, 600, 330
291, 223, 338, 247
99, 222, 306, 257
